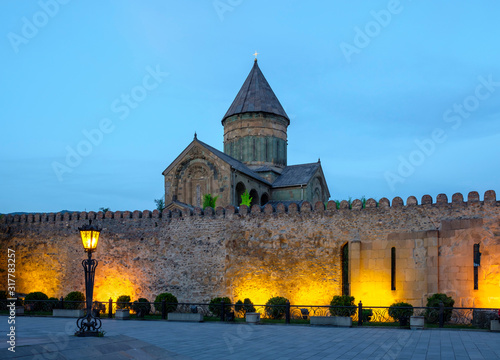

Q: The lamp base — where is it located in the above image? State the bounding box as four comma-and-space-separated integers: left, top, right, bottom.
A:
76, 312, 102, 337
75, 330, 101, 337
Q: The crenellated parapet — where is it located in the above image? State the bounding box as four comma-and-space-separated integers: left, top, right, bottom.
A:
1, 189, 499, 309
1, 190, 498, 225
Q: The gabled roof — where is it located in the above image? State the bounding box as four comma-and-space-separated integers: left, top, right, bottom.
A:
196, 139, 271, 186
272, 162, 321, 188
162, 136, 271, 186
253, 165, 279, 173
165, 200, 194, 213
222, 60, 289, 123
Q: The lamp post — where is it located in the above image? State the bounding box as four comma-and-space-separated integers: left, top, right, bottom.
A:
76, 220, 103, 337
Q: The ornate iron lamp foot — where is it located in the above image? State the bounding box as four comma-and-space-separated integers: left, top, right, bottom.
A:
76, 313, 102, 337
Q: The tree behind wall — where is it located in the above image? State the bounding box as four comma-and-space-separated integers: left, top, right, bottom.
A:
154, 198, 165, 212
240, 190, 252, 207
203, 194, 218, 209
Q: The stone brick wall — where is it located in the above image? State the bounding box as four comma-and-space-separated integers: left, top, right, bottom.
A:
1, 190, 499, 308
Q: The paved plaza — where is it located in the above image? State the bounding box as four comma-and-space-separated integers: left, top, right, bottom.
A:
1, 316, 499, 359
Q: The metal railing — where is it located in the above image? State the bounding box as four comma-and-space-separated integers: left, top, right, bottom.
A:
1, 299, 498, 329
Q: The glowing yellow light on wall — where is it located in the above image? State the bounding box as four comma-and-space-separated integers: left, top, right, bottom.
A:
78, 220, 101, 252
94, 270, 136, 302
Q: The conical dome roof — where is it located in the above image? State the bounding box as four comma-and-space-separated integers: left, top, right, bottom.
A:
222, 60, 289, 123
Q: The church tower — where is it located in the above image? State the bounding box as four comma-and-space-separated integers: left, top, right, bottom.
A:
163, 58, 330, 210
222, 60, 290, 179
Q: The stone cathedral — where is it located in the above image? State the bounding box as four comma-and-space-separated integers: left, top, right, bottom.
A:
162, 60, 330, 211
1, 59, 499, 308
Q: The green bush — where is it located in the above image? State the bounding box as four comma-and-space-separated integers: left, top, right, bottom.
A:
93, 301, 106, 315
265, 296, 288, 319
25, 292, 49, 311
243, 298, 256, 313
1, 291, 23, 308
425, 293, 455, 323
329, 295, 356, 317
154, 293, 178, 313
202, 194, 218, 209
132, 298, 151, 316
0, 290, 7, 311
240, 190, 252, 207
388, 302, 414, 323
64, 291, 85, 310
361, 309, 373, 322
235, 298, 256, 316
47, 297, 58, 310
116, 295, 131, 309
235, 300, 243, 315
0, 291, 23, 308
209, 297, 232, 317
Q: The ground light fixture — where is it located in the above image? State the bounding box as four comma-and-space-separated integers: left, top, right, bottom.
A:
75, 220, 103, 337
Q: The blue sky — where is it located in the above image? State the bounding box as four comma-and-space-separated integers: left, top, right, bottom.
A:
1, 0, 499, 213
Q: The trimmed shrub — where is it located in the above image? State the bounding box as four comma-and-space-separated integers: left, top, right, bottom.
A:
425, 293, 454, 323
0, 290, 7, 311
93, 301, 106, 315
0, 291, 23, 308
265, 296, 288, 320
388, 302, 414, 324
209, 297, 232, 317
154, 293, 178, 313
243, 298, 256, 314
25, 292, 49, 311
132, 298, 151, 316
116, 295, 131, 310
235, 300, 244, 315
47, 297, 58, 310
64, 291, 85, 310
235, 298, 256, 316
361, 309, 373, 322
329, 295, 356, 317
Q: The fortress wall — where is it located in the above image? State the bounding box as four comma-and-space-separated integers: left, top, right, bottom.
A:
437, 216, 500, 308
0, 191, 499, 307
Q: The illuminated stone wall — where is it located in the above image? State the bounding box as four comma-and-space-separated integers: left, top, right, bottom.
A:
0, 191, 499, 308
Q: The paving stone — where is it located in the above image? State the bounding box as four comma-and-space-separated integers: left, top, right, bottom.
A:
59, 346, 104, 359
2, 317, 500, 359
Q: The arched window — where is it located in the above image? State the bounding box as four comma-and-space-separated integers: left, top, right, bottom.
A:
249, 189, 259, 207
312, 177, 323, 203
260, 192, 269, 206
236, 182, 246, 206
184, 163, 210, 207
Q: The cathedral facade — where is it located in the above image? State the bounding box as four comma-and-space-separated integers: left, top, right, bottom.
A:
162, 60, 330, 211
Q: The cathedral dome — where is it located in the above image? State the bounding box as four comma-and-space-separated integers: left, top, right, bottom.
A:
222, 60, 289, 124
222, 60, 290, 170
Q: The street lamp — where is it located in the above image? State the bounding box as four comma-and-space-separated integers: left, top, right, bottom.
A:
76, 220, 103, 337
